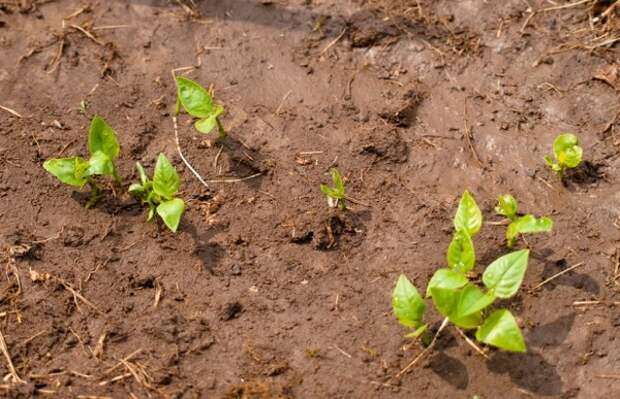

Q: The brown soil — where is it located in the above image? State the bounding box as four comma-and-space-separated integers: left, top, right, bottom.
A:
1, 0, 620, 398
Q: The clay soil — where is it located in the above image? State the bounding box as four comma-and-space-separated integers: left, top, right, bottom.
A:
1, 0, 620, 398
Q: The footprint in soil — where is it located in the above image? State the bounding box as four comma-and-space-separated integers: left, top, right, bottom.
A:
487, 351, 562, 396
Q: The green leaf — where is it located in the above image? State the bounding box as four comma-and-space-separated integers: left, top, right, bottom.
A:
455, 284, 495, 318
128, 183, 144, 195
176, 77, 214, 118
43, 157, 90, 187
454, 191, 482, 236
156, 198, 185, 232
153, 154, 180, 199
331, 168, 345, 196
426, 268, 469, 298
430, 286, 483, 329
392, 275, 426, 328
136, 162, 149, 185
476, 309, 526, 352
447, 229, 475, 273
553, 133, 579, 156
482, 249, 529, 298
561, 145, 582, 168
495, 194, 518, 220
506, 215, 553, 247
87, 151, 115, 177
194, 104, 224, 134
147, 206, 155, 222
88, 115, 120, 160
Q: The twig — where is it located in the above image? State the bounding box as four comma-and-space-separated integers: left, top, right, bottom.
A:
0, 328, 25, 384
205, 172, 263, 184
213, 145, 223, 171
70, 24, 103, 46
396, 318, 449, 378
275, 90, 292, 115
456, 328, 489, 359
344, 195, 370, 208
0, 105, 23, 118
332, 345, 352, 359
92, 25, 131, 31
56, 278, 105, 315
463, 102, 484, 168
319, 28, 347, 55
541, 0, 593, 12
573, 300, 620, 306
595, 374, 620, 380
172, 115, 210, 189
530, 262, 585, 291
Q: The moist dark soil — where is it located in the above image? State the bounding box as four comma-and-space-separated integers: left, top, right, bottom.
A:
1, 0, 620, 398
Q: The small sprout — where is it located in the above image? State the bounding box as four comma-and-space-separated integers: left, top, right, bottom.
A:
392, 191, 528, 353
495, 194, 553, 248
305, 348, 321, 358
43, 115, 121, 208
175, 76, 227, 140
320, 168, 346, 209
129, 154, 186, 232
544, 133, 582, 178
78, 100, 88, 115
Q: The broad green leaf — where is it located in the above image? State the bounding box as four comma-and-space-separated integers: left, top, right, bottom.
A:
194, 104, 224, 134
553, 133, 579, 156
392, 275, 426, 328
476, 309, 525, 352
136, 162, 149, 185
561, 145, 582, 168
430, 286, 483, 329
331, 168, 345, 196
405, 324, 428, 339
147, 206, 155, 222
455, 284, 495, 318
176, 77, 213, 118
454, 191, 482, 236
543, 155, 555, 168
506, 215, 553, 247
43, 157, 89, 187
153, 154, 180, 199
426, 268, 468, 298
87, 151, 114, 177
482, 249, 529, 298
157, 198, 185, 232
128, 183, 144, 195
447, 229, 475, 273
88, 115, 120, 160
495, 194, 518, 220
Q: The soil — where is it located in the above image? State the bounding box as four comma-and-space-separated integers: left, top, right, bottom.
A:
1, 0, 620, 398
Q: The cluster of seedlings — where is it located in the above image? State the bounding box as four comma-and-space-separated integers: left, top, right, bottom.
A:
42, 77, 583, 361
43, 77, 227, 232
389, 132, 584, 363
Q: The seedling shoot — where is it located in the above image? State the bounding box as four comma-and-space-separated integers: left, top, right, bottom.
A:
544, 133, 583, 178
320, 168, 346, 209
129, 154, 186, 232
495, 194, 553, 248
175, 76, 227, 140
393, 191, 529, 354
43, 115, 121, 208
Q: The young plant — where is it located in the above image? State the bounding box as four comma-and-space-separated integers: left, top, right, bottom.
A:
392, 191, 528, 353
175, 76, 227, 140
495, 194, 553, 248
128, 154, 186, 232
43, 115, 121, 208
544, 133, 582, 178
320, 168, 346, 210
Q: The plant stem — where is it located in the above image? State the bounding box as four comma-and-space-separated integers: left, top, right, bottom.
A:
216, 117, 227, 140
85, 180, 100, 209
112, 168, 122, 185
396, 317, 449, 378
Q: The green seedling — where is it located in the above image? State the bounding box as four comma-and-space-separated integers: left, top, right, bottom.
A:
544, 133, 582, 178
43, 115, 121, 208
393, 191, 528, 353
175, 76, 226, 140
320, 168, 346, 209
495, 194, 553, 248
129, 154, 186, 232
